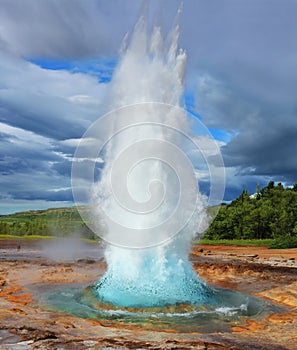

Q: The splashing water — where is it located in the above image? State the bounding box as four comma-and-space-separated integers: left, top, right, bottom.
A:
72, 7, 225, 308
42, 7, 284, 330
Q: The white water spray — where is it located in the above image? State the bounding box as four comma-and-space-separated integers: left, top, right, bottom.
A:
72, 7, 225, 307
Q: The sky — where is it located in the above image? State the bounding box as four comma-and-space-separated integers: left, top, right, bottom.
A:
0, 0, 297, 214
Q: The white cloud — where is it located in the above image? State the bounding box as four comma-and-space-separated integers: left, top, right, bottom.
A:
0, 51, 107, 139
0, 121, 52, 146
1, 0, 297, 213
68, 95, 100, 105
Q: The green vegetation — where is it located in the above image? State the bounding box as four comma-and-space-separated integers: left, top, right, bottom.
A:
1, 181, 297, 249
269, 236, 297, 249
197, 238, 274, 247
205, 181, 297, 248
0, 207, 97, 240
0, 234, 56, 240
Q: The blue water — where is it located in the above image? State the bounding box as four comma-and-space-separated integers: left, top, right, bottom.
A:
40, 283, 281, 333
94, 251, 215, 308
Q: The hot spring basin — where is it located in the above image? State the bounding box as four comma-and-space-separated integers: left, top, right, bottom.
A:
39, 283, 283, 333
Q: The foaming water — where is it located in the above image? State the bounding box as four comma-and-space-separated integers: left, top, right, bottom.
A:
69, 5, 224, 311
41, 7, 286, 330
95, 244, 214, 307
89, 7, 215, 308
40, 284, 282, 333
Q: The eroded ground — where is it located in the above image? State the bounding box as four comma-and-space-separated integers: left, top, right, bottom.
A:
0, 240, 296, 349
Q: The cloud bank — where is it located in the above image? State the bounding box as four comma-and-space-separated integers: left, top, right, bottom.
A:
0, 0, 297, 213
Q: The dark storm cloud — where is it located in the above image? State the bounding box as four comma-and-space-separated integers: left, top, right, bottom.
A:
223, 112, 297, 180
186, 0, 297, 188
51, 159, 72, 177
196, 73, 297, 186
0, 0, 297, 209
0, 0, 141, 58
0, 0, 136, 210
9, 188, 73, 202
1, 168, 72, 201
223, 174, 270, 202
0, 133, 53, 175
0, 132, 14, 141
0, 125, 73, 205
0, 52, 106, 140
0, 97, 84, 141
182, 0, 297, 86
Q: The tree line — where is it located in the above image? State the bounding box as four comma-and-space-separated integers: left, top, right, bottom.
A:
2, 183, 297, 246
205, 181, 297, 244
0, 209, 97, 240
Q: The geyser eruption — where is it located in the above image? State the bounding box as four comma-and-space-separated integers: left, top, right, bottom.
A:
72, 8, 225, 308
42, 7, 281, 332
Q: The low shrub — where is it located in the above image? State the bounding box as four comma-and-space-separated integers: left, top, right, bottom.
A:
269, 236, 297, 249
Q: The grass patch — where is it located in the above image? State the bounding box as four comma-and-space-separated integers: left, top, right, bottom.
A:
0, 234, 98, 243
0, 234, 57, 240
80, 238, 99, 244
194, 238, 274, 247
195, 237, 297, 249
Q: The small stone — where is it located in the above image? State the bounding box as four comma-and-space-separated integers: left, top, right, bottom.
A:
83, 340, 99, 346
77, 258, 96, 264
0, 280, 6, 287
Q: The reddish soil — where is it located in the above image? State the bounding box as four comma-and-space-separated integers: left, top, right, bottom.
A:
195, 244, 297, 260
0, 240, 296, 349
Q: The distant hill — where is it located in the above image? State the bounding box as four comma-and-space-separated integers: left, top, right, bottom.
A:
0, 206, 96, 239
2, 206, 77, 218
2, 182, 297, 248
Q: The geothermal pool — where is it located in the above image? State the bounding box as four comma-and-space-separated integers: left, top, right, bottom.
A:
1, 241, 296, 349
67, 4, 278, 337
40, 284, 280, 333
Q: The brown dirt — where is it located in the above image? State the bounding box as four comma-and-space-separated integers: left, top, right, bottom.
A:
195, 244, 297, 260
0, 241, 296, 349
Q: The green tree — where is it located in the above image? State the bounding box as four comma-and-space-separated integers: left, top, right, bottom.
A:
205, 181, 297, 242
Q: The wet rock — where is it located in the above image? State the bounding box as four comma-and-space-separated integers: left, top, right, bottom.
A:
1, 242, 297, 349
237, 254, 258, 258
267, 313, 296, 324
257, 281, 297, 308
77, 258, 97, 264
4, 340, 34, 349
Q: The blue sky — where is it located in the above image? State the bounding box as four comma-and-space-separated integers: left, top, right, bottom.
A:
1, 0, 297, 214
29, 58, 117, 83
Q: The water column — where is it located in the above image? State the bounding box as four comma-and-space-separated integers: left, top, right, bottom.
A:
72, 8, 225, 308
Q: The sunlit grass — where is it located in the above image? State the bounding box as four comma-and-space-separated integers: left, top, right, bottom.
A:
1, 234, 295, 248
194, 238, 274, 247
0, 234, 98, 243
0, 234, 56, 240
